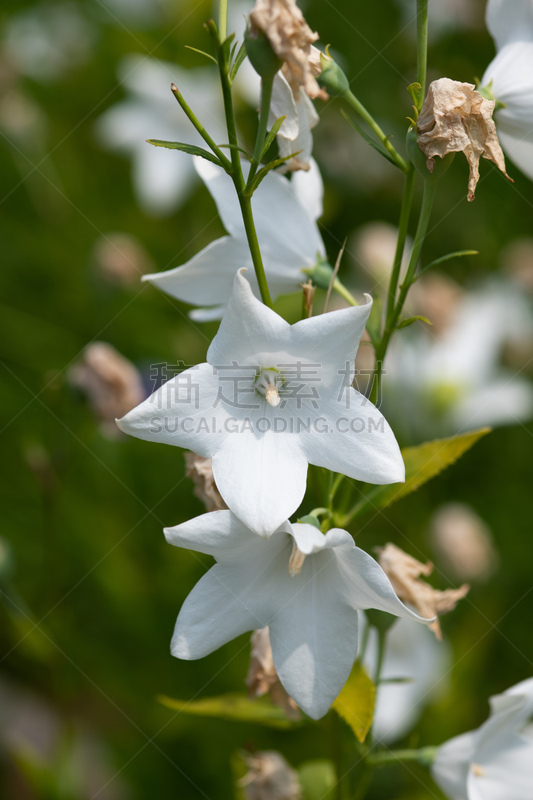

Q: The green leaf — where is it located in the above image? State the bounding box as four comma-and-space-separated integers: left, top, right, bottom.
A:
246, 152, 296, 194
366, 294, 382, 348
229, 42, 247, 82
332, 661, 375, 743
184, 45, 218, 65
146, 140, 222, 166
341, 428, 490, 521
157, 692, 300, 728
298, 760, 337, 800
397, 314, 432, 329
417, 249, 478, 279
261, 115, 287, 158
340, 109, 399, 168
407, 82, 423, 112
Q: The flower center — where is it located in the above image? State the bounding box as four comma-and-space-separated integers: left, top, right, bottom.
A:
254, 368, 283, 407
288, 541, 306, 577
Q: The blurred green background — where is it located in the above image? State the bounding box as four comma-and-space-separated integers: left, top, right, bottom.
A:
1, 0, 533, 797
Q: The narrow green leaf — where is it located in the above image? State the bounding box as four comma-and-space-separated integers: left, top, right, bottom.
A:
340, 109, 399, 168
366, 294, 383, 348
332, 661, 375, 743
216, 142, 251, 157
184, 45, 218, 65
246, 152, 296, 194
146, 140, 222, 166
158, 692, 300, 728
341, 428, 490, 521
407, 82, 423, 113
298, 760, 337, 800
261, 115, 287, 158
397, 314, 432, 329
229, 42, 247, 82
417, 249, 478, 279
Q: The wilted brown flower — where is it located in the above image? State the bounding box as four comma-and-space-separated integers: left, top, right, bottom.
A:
93, 232, 154, 287
69, 342, 145, 438
430, 503, 498, 583
249, 0, 327, 100
184, 453, 227, 512
377, 543, 469, 640
239, 751, 302, 800
417, 77, 512, 201
246, 628, 300, 720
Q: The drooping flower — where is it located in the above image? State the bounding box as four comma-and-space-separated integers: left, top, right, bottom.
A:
165, 511, 429, 719
184, 452, 227, 512
142, 156, 325, 320
432, 677, 533, 800
117, 269, 404, 536
481, 0, 533, 181
416, 78, 511, 201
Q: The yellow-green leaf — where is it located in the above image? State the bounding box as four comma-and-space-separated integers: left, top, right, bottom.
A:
340, 427, 490, 522
157, 692, 300, 729
332, 661, 375, 743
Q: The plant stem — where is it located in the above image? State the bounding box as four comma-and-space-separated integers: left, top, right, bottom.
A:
416, 0, 429, 109
219, 0, 228, 41
247, 75, 274, 188
170, 84, 232, 170
344, 89, 408, 172
384, 165, 415, 329
367, 746, 437, 767
333, 278, 358, 306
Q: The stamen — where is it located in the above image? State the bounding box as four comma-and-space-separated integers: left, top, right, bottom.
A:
471, 764, 485, 777
254, 368, 282, 407
289, 541, 306, 577
265, 383, 281, 407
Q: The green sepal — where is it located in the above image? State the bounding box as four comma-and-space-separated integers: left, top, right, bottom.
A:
397, 314, 432, 329
317, 51, 349, 96
366, 294, 383, 348
261, 115, 287, 158
303, 257, 334, 290
332, 660, 376, 743
158, 692, 301, 728
297, 514, 322, 529
244, 26, 283, 78
298, 760, 337, 800
146, 139, 224, 167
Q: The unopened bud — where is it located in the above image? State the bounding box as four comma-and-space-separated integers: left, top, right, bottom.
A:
316, 52, 349, 97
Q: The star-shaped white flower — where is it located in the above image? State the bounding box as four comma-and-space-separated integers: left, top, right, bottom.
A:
165, 510, 429, 720
432, 677, 533, 800
95, 55, 227, 216
481, 0, 533, 181
142, 156, 325, 320
117, 270, 404, 536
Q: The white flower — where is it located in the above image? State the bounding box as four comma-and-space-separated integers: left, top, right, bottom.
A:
432, 677, 533, 800
165, 510, 429, 720
270, 72, 319, 172
117, 270, 404, 536
95, 56, 226, 216
481, 0, 533, 180
142, 156, 326, 320
362, 616, 451, 743
384, 279, 533, 438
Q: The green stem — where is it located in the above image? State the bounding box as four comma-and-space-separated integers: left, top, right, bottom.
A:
416, 0, 429, 109
219, 0, 228, 41
247, 75, 274, 188
333, 278, 358, 306
238, 193, 273, 307
384, 165, 415, 329
344, 89, 409, 172
367, 746, 437, 768
170, 84, 232, 170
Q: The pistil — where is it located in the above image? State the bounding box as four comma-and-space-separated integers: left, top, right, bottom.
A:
288, 541, 306, 577
255, 368, 282, 407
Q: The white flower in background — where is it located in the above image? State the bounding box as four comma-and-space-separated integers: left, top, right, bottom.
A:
362, 616, 451, 743
432, 677, 533, 800
3, 3, 95, 82
165, 510, 429, 719
95, 56, 227, 216
117, 270, 404, 536
143, 156, 325, 320
481, 0, 533, 181
384, 278, 533, 439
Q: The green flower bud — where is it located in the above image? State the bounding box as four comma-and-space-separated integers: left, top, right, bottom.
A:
244, 25, 283, 80
303, 255, 334, 290
316, 52, 349, 97
406, 126, 455, 181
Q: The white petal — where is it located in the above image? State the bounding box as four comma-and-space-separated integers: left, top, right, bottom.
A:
116, 362, 229, 456
211, 404, 308, 536
164, 510, 266, 562
291, 158, 324, 221
189, 305, 227, 322
432, 732, 476, 800
172, 533, 290, 658
486, 0, 533, 49
497, 128, 533, 181
207, 269, 291, 366
269, 548, 359, 719
142, 238, 253, 307
470, 736, 533, 800
270, 72, 300, 139
194, 157, 245, 237
483, 42, 533, 131
290, 523, 352, 555
299, 391, 405, 485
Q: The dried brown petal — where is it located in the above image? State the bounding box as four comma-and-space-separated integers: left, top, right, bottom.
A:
239, 751, 302, 800
249, 0, 327, 100
301, 279, 315, 317
246, 628, 300, 720
417, 77, 512, 201
69, 342, 145, 438
377, 543, 469, 640
184, 453, 227, 512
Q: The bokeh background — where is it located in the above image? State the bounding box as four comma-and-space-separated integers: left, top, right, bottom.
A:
1, 0, 533, 797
